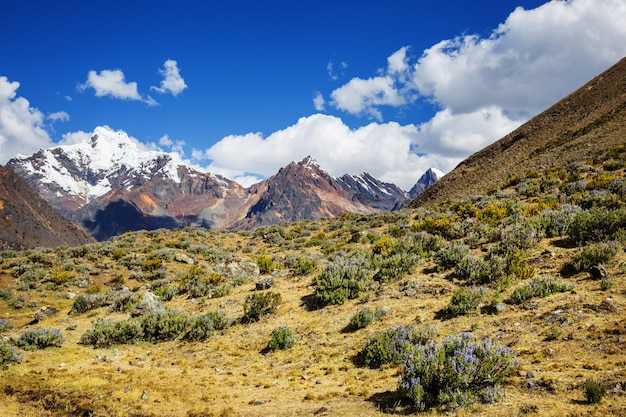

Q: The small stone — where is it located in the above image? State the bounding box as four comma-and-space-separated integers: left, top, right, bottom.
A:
66, 291, 77, 300
313, 407, 328, 415
255, 277, 274, 290
494, 303, 507, 313
405, 289, 417, 297
526, 371, 535, 379
253, 400, 265, 406
141, 391, 149, 400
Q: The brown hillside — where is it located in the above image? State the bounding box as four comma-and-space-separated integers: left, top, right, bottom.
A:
410, 56, 626, 208
0, 166, 95, 250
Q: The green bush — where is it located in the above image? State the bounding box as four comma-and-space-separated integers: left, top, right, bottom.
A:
16, 328, 65, 350
0, 339, 22, 370
373, 253, 420, 283
185, 312, 231, 341
571, 242, 618, 272
140, 310, 190, 342
348, 307, 377, 331
509, 276, 573, 305
291, 255, 318, 275
79, 318, 144, 347
70, 293, 106, 314
242, 292, 282, 323
358, 325, 438, 369
445, 287, 488, 316
399, 334, 518, 411
256, 254, 278, 274
434, 243, 469, 271
584, 379, 606, 404
569, 207, 626, 244
314, 255, 372, 306
266, 325, 297, 351
0, 319, 13, 334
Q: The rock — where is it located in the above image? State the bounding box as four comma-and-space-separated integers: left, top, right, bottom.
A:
600, 298, 617, 313
66, 291, 76, 300
589, 264, 607, 280
255, 277, 274, 290
494, 303, 507, 313
174, 253, 194, 265
314, 407, 328, 415
34, 306, 59, 321
216, 259, 259, 282
131, 292, 165, 317
253, 400, 265, 406
526, 371, 535, 379
141, 391, 149, 400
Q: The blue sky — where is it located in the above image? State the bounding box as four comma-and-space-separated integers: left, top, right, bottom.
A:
2, 0, 626, 189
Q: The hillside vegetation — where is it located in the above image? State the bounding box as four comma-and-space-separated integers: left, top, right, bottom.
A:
1, 144, 626, 416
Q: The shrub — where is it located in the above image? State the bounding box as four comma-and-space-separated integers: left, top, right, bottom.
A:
16, 328, 65, 350
142, 258, 163, 272
399, 334, 518, 411
434, 243, 469, 271
266, 325, 297, 351
571, 242, 618, 272
445, 287, 488, 316
185, 312, 231, 341
569, 207, 626, 244
140, 310, 190, 342
48, 269, 72, 286
314, 255, 372, 306
371, 236, 395, 256
0, 339, 22, 370
242, 292, 282, 323
154, 285, 179, 301
509, 276, 573, 305
0, 319, 13, 334
373, 253, 420, 283
290, 255, 318, 275
79, 318, 144, 347
584, 379, 606, 404
358, 325, 438, 369
256, 254, 277, 274
70, 293, 106, 314
348, 307, 377, 331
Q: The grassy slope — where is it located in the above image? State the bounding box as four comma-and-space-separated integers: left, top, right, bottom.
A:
1, 153, 626, 416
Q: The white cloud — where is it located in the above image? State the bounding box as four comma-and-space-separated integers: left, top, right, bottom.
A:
158, 133, 185, 155
59, 130, 91, 146
193, 114, 440, 190
80, 69, 158, 106
48, 111, 70, 122
151, 59, 187, 96
0, 76, 53, 163
313, 91, 325, 111
319, 0, 626, 177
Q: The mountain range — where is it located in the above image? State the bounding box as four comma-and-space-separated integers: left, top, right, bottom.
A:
5, 128, 440, 242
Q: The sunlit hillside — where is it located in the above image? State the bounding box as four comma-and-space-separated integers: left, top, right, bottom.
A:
1, 144, 626, 416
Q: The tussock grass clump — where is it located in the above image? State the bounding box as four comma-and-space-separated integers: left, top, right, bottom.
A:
584, 379, 607, 404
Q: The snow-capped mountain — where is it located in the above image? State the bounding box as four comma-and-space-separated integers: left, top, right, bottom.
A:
407, 168, 443, 200
8, 126, 192, 215
8, 130, 440, 240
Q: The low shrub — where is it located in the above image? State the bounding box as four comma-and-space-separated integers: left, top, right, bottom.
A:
358, 325, 438, 369
445, 287, 488, 316
70, 293, 106, 314
185, 312, 231, 341
373, 253, 420, 283
314, 255, 372, 306
140, 310, 190, 342
242, 292, 282, 323
434, 243, 469, 271
509, 276, 573, 305
291, 255, 318, 275
399, 333, 518, 411
0, 319, 13, 334
569, 207, 626, 244
584, 379, 606, 404
16, 328, 65, 350
266, 325, 297, 351
571, 242, 618, 272
0, 339, 22, 370
348, 307, 377, 331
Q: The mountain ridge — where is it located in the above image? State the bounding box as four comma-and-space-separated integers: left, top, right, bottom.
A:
8, 135, 439, 240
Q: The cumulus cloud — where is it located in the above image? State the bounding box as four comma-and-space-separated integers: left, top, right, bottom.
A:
0, 76, 53, 163
80, 69, 157, 106
192, 113, 443, 190
151, 59, 187, 96
322, 0, 626, 173
58, 130, 91, 146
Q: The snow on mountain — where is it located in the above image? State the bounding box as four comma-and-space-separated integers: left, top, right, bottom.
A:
9, 126, 187, 203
